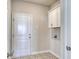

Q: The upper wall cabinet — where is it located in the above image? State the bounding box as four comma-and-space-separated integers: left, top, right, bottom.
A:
48, 6, 60, 28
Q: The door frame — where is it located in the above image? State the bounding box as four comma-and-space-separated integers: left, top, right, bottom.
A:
60, 0, 71, 59
10, 0, 71, 59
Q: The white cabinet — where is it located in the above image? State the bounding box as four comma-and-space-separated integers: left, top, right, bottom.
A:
48, 7, 60, 28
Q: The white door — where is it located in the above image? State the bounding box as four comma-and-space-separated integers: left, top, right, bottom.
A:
12, 13, 33, 57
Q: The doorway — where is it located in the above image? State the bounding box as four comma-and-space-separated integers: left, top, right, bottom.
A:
12, 13, 33, 57
7, 0, 71, 59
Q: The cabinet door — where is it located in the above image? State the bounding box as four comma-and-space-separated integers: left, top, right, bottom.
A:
48, 9, 58, 27
48, 7, 60, 28
48, 11, 53, 27
57, 7, 60, 27
52, 8, 58, 27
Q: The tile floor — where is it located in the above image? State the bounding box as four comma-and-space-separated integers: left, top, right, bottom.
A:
12, 52, 58, 59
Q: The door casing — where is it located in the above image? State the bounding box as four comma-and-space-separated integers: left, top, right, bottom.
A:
60, 0, 71, 59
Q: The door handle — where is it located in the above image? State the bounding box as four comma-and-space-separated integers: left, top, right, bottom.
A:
66, 46, 71, 51
29, 37, 31, 38
29, 34, 31, 35
7, 50, 14, 58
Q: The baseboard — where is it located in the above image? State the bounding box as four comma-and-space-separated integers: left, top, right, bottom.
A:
31, 50, 49, 55
31, 50, 60, 58
12, 50, 60, 59
48, 50, 60, 58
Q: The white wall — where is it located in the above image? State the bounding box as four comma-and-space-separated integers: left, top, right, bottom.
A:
12, 0, 49, 52
48, 1, 61, 57
7, 0, 11, 53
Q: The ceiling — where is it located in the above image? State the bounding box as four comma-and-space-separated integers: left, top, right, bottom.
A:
13, 0, 58, 6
